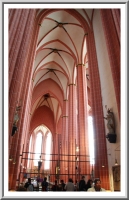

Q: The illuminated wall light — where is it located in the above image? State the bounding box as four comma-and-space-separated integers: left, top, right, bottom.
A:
9, 156, 13, 161
76, 147, 79, 152
13, 159, 16, 164
115, 159, 118, 165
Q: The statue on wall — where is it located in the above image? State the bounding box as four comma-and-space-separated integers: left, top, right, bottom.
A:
11, 105, 21, 136
104, 108, 115, 134
104, 107, 116, 143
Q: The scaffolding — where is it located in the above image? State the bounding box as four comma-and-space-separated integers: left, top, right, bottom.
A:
18, 150, 92, 187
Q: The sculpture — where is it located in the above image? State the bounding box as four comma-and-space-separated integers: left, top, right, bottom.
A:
104, 108, 115, 134
11, 105, 21, 136
104, 108, 116, 143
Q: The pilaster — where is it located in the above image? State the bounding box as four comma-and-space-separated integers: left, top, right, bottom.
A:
100, 9, 120, 119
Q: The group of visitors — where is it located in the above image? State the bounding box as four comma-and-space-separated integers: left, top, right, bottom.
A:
19, 176, 105, 192
51, 176, 105, 192
51, 179, 66, 191
78, 176, 105, 192
43, 178, 66, 191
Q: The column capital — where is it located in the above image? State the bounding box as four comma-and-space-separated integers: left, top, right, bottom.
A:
63, 99, 68, 101
76, 63, 85, 67
68, 83, 76, 86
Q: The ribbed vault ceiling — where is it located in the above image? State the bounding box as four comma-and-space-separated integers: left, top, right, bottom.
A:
31, 9, 93, 125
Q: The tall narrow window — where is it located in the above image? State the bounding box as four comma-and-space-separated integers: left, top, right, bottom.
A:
34, 132, 42, 166
44, 132, 52, 169
27, 134, 32, 168
88, 116, 95, 165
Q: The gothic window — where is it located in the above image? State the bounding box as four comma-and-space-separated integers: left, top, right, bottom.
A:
44, 132, 52, 169
88, 116, 95, 165
34, 132, 42, 166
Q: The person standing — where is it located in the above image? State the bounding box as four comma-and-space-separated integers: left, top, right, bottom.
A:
64, 178, 75, 191
85, 179, 93, 191
60, 179, 66, 191
52, 180, 60, 191
79, 176, 86, 191
24, 178, 34, 191
75, 180, 79, 191
87, 179, 106, 192
42, 177, 48, 191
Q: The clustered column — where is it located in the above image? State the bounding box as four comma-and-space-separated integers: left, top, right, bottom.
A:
76, 64, 90, 177
51, 133, 59, 182
60, 99, 68, 182
100, 9, 120, 119
9, 9, 38, 190
86, 30, 110, 189
68, 83, 77, 181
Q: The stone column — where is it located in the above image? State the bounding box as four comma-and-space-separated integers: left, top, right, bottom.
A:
60, 99, 68, 182
9, 9, 38, 190
76, 64, 90, 178
111, 9, 120, 42
9, 9, 27, 85
100, 9, 120, 119
86, 30, 110, 190
51, 133, 58, 182
68, 84, 77, 181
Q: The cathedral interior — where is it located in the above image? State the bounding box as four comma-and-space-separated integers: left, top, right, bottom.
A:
8, 7, 121, 192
